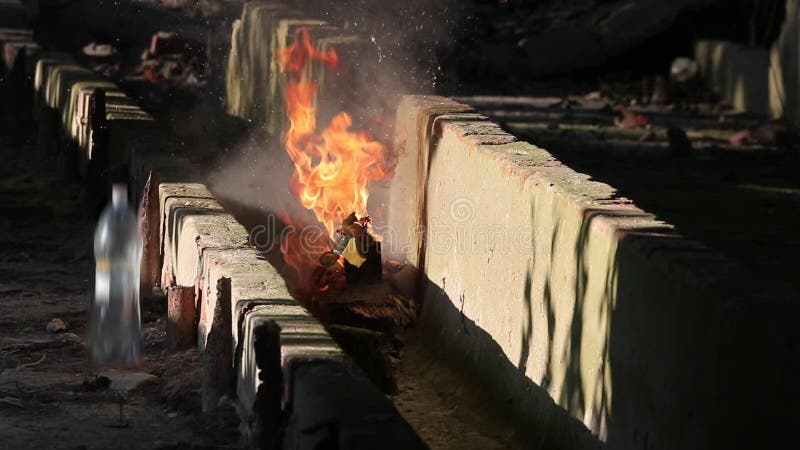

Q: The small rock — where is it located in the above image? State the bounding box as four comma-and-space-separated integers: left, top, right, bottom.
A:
99, 369, 158, 393
670, 57, 698, 83
46, 318, 67, 333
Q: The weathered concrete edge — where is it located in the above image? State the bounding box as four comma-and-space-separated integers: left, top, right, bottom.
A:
395, 95, 783, 449
157, 181, 424, 446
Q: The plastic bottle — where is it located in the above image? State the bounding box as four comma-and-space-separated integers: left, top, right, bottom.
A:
91, 183, 142, 366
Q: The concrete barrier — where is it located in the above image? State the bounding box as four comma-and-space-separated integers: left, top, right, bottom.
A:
32, 53, 157, 178
769, 0, 800, 123
695, 40, 770, 115
696, 0, 800, 123
386, 95, 794, 449
224, 1, 383, 135
27, 37, 421, 447
225, 1, 297, 122
157, 180, 424, 447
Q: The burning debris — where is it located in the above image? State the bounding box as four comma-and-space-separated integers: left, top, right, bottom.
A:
271, 28, 413, 327
275, 28, 394, 288
319, 213, 382, 284
276, 28, 395, 235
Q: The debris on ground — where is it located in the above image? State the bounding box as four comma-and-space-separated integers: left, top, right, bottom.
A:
614, 105, 650, 129
45, 318, 67, 333
99, 369, 159, 393
670, 57, 699, 83
122, 30, 207, 92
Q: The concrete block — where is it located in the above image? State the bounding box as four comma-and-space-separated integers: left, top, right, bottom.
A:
32, 53, 74, 120
224, 18, 243, 117
264, 18, 330, 135
696, 1, 800, 124
389, 95, 776, 449
65, 81, 119, 149
769, 0, 800, 123
304, 32, 385, 128
158, 183, 234, 288
383, 95, 475, 289
76, 89, 132, 174
224, 1, 297, 122
172, 210, 249, 300
106, 113, 157, 169
237, 302, 342, 437
159, 183, 223, 284
177, 214, 248, 286
285, 361, 427, 450
42, 63, 94, 114
200, 248, 291, 352
694, 40, 770, 115
129, 150, 198, 206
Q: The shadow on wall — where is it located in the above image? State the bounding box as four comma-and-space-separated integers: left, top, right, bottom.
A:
410, 195, 800, 449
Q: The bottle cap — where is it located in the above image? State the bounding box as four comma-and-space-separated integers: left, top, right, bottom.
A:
111, 183, 128, 207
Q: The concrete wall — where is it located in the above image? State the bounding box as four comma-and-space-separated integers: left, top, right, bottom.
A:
386, 95, 796, 449
696, 0, 800, 123
224, 1, 386, 135
695, 41, 771, 115
30, 44, 423, 447
157, 181, 425, 448
769, 0, 800, 122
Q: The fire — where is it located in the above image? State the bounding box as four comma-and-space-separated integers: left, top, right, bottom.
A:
277, 28, 394, 237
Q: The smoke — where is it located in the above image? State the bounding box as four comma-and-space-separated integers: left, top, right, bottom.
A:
208, 1, 472, 279
296, 0, 472, 101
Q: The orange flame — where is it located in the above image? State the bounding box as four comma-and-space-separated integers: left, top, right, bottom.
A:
277, 28, 394, 237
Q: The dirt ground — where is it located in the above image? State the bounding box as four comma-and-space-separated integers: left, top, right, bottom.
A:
0, 134, 239, 449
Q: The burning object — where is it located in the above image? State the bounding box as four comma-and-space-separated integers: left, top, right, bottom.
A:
275, 28, 394, 294
318, 213, 382, 285
276, 28, 394, 236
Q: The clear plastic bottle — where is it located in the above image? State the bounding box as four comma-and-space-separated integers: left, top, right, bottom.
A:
91, 183, 142, 366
